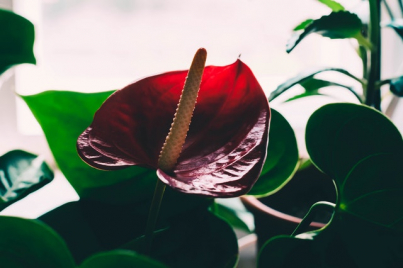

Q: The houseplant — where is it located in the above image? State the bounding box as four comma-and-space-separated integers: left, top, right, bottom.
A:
0, 0, 402, 267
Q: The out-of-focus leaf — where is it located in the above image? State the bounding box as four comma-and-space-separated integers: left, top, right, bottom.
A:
0, 216, 75, 268
122, 209, 239, 268
285, 78, 359, 102
0, 150, 53, 211
79, 250, 167, 268
286, 11, 371, 53
390, 76, 403, 96
317, 0, 345, 11
293, 19, 314, 31
21, 90, 157, 204
268, 67, 362, 102
383, 19, 403, 40
305, 103, 402, 181
0, 9, 36, 75
248, 109, 298, 197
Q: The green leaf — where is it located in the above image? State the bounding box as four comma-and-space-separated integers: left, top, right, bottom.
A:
317, 0, 345, 11
211, 198, 253, 233
390, 76, 403, 97
383, 19, 403, 41
0, 9, 36, 75
268, 67, 363, 102
122, 209, 239, 268
248, 109, 298, 197
0, 216, 75, 268
285, 78, 360, 102
0, 150, 53, 211
80, 250, 167, 268
21, 90, 157, 204
286, 11, 371, 53
305, 103, 402, 182
293, 19, 314, 31
339, 153, 403, 230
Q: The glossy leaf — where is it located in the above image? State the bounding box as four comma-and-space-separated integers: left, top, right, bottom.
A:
268, 67, 363, 102
77, 60, 270, 197
80, 250, 167, 268
390, 76, 403, 96
384, 19, 403, 40
286, 11, 370, 53
21, 91, 158, 204
305, 103, 402, 181
0, 9, 36, 75
317, 0, 345, 11
285, 78, 359, 102
248, 109, 298, 197
0, 150, 53, 211
122, 209, 239, 268
0, 216, 75, 268
293, 19, 314, 31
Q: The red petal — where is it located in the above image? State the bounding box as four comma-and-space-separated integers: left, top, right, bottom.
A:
77, 60, 270, 197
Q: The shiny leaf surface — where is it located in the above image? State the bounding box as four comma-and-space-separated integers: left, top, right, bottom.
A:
248, 109, 298, 197
0, 150, 53, 211
77, 60, 270, 197
0, 216, 75, 268
0, 9, 36, 75
287, 11, 370, 53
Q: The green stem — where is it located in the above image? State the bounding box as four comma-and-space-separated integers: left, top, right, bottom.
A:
366, 0, 382, 110
399, 0, 403, 15
143, 179, 166, 255
291, 201, 336, 236
382, 0, 395, 20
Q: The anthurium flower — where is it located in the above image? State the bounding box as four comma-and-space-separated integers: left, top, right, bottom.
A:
77, 53, 270, 197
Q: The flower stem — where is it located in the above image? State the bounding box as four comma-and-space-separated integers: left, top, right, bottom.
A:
143, 48, 207, 255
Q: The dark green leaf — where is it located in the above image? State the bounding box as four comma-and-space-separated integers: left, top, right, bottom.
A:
305, 103, 402, 182
0, 9, 36, 75
0, 150, 53, 211
286, 11, 371, 53
339, 153, 403, 231
293, 19, 314, 31
80, 250, 167, 268
122, 209, 239, 268
248, 109, 298, 197
0, 216, 75, 268
383, 20, 403, 40
390, 76, 403, 96
21, 90, 157, 204
268, 67, 362, 102
211, 198, 253, 233
317, 0, 345, 11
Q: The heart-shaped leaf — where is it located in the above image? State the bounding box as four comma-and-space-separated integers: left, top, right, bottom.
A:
287, 11, 371, 53
79, 250, 167, 268
0, 150, 53, 211
248, 109, 298, 197
0, 216, 75, 268
21, 90, 158, 204
305, 103, 402, 181
390, 76, 403, 97
0, 9, 36, 75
